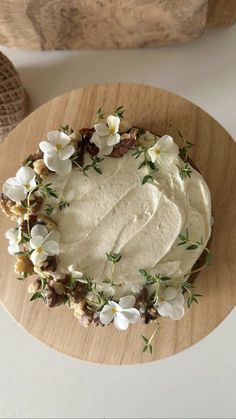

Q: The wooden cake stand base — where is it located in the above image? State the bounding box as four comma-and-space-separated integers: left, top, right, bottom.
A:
0, 84, 235, 364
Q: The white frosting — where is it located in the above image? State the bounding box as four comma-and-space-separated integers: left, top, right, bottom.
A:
43, 151, 211, 298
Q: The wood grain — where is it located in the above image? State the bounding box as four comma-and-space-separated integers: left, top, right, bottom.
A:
207, 0, 236, 27
0, 83, 235, 364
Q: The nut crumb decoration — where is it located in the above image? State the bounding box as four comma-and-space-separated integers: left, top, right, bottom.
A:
0, 106, 212, 354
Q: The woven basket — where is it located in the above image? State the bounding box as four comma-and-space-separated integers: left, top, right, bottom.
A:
0, 51, 27, 142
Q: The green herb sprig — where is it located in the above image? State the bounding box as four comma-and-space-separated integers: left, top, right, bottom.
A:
180, 163, 192, 180
178, 131, 194, 161
142, 322, 160, 354
59, 124, 73, 135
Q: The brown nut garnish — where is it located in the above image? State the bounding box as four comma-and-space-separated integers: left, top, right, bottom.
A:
51, 280, 65, 295
28, 279, 41, 293
119, 119, 132, 134
15, 255, 34, 275
33, 159, 49, 177
36, 215, 57, 231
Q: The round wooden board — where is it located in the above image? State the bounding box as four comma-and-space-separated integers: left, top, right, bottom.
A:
0, 83, 235, 365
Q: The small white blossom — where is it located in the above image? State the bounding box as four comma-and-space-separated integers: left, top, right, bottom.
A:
148, 135, 179, 167
68, 264, 83, 280
91, 115, 121, 156
155, 286, 185, 320
100, 295, 140, 330
39, 131, 75, 176
3, 166, 36, 202
5, 227, 21, 255
30, 224, 60, 266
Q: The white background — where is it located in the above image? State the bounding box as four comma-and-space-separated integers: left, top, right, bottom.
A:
0, 25, 236, 419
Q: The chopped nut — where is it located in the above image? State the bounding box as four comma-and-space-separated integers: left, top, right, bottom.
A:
22, 150, 43, 166
135, 288, 148, 310
44, 288, 64, 308
33, 159, 49, 177
73, 300, 94, 327
70, 130, 82, 143
0, 193, 17, 218
29, 195, 44, 214
28, 279, 41, 293
110, 128, 138, 158
119, 119, 132, 134
11, 204, 27, 217
51, 280, 65, 295
144, 305, 159, 324
36, 215, 57, 231
15, 255, 34, 275
40, 256, 57, 273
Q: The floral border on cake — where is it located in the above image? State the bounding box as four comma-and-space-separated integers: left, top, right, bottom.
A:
0, 107, 212, 353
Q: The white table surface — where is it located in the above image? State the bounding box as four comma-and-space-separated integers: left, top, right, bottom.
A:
0, 25, 236, 419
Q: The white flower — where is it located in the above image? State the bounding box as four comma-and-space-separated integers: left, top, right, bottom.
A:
39, 131, 75, 176
91, 115, 121, 156
100, 295, 140, 330
155, 286, 185, 320
148, 135, 179, 167
5, 227, 21, 255
30, 224, 60, 266
68, 265, 83, 280
3, 166, 36, 202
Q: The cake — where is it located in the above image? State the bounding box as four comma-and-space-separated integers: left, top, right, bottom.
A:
0, 106, 212, 350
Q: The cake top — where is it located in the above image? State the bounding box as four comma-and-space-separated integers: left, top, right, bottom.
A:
1, 106, 212, 353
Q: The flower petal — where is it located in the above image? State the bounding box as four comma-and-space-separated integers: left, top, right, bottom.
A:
31, 224, 48, 240
30, 249, 47, 266
30, 235, 44, 249
119, 295, 136, 309
157, 301, 173, 317
46, 230, 60, 243
173, 292, 185, 307
16, 166, 35, 185
106, 133, 120, 146
39, 141, 56, 154
5, 227, 18, 241
8, 242, 21, 255
3, 183, 26, 202
147, 146, 158, 163
94, 123, 110, 137
47, 131, 71, 147
114, 312, 129, 330
107, 115, 120, 134
122, 308, 140, 324
43, 240, 59, 256
100, 304, 115, 325
157, 135, 176, 152
44, 154, 72, 176
161, 286, 178, 302
98, 144, 113, 157
169, 305, 185, 320
58, 145, 75, 160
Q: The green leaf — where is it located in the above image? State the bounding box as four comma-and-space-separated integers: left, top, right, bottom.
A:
106, 252, 122, 264
142, 174, 153, 185
147, 161, 156, 170
186, 244, 198, 250
141, 335, 149, 344
30, 292, 44, 302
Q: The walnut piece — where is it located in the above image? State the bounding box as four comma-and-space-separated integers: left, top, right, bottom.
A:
15, 255, 34, 275
33, 159, 49, 176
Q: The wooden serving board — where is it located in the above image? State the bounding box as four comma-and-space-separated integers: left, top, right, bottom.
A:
0, 84, 235, 364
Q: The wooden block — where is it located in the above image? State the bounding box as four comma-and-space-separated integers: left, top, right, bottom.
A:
0, 0, 208, 49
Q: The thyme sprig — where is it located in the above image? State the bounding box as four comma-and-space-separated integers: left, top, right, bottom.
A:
44, 200, 69, 216
72, 155, 104, 177
182, 281, 202, 308
178, 131, 194, 161
180, 163, 192, 180
115, 105, 125, 119
139, 269, 170, 285
178, 229, 204, 250
106, 252, 122, 264
132, 146, 158, 185
142, 322, 160, 354
59, 124, 73, 135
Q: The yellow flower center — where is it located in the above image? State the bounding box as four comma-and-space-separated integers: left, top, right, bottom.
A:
56, 144, 62, 151
24, 183, 30, 189
36, 246, 43, 254
109, 126, 116, 134
112, 307, 117, 314
155, 148, 161, 155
